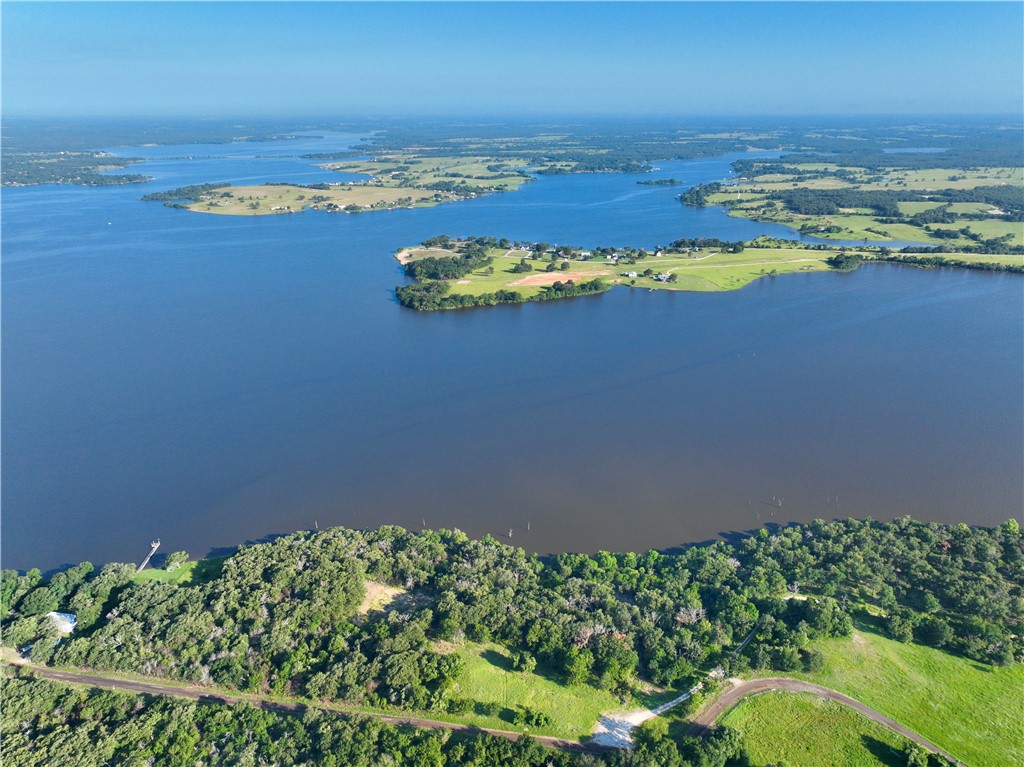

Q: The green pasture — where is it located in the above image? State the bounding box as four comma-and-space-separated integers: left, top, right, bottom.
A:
722, 692, 908, 767
896, 201, 992, 215
929, 219, 1023, 245
793, 621, 1024, 767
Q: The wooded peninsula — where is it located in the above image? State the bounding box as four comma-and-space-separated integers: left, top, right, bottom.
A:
393, 235, 1022, 311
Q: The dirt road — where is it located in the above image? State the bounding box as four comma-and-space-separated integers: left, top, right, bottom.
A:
5, 661, 608, 754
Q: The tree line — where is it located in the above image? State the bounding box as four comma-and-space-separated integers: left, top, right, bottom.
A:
3, 518, 1019, 708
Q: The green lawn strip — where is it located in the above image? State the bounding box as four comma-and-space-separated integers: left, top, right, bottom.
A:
721, 691, 908, 767
790, 623, 1024, 767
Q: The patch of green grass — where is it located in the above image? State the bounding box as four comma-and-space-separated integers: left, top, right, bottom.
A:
436, 642, 623, 739
930, 219, 1023, 245
132, 563, 197, 585
722, 692, 908, 767
131, 556, 226, 586
790, 621, 1024, 767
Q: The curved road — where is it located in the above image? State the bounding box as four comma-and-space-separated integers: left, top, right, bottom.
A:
690, 677, 965, 766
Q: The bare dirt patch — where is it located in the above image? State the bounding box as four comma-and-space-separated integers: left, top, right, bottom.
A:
431, 640, 459, 655
395, 247, 457, 264
511, 270, 609, 287
358, 581, 405, 615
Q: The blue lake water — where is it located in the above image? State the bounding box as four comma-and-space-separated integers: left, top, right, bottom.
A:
3, 133, 1021, 570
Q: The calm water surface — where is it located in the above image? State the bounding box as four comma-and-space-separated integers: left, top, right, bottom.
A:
3, 133, 1021, 570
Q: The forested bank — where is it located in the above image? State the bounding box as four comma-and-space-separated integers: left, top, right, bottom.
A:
4, 518, 1020, 704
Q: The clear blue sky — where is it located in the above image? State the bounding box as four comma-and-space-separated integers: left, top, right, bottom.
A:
3, 2, 1022, 117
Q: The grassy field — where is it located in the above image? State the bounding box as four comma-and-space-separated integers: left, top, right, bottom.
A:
789, 621, 1024, 767
722, 692, 909, 767
412, 642, 622, 740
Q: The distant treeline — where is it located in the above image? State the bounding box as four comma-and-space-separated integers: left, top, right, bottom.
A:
537, 159, 653, 175
141, 182, 232, 202
829, 251, 1024, 273
397, 278, 608, 311
300, 150, 363, 160
1, 152, 151, 187
637, 178, 682, 186
678, 182, 723, 207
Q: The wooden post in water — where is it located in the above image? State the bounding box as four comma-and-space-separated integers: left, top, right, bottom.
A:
137, 539, 161, 573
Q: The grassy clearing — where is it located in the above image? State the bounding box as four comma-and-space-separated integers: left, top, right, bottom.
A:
789, 620, 1024, 767
357, 581, 404, 615
420, 642, 622, 739
722, 692, 908, 767
132, 563, 197, 586
131, 556, 225, 586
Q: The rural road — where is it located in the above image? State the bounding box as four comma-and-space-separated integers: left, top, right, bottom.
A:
3, 660, 609, 754
690, 677, 965, 766
5, 658, 964, 763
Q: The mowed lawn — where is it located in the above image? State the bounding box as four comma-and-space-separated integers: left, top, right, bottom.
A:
722, 692, 908, 767
790, 624, 1024, 767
